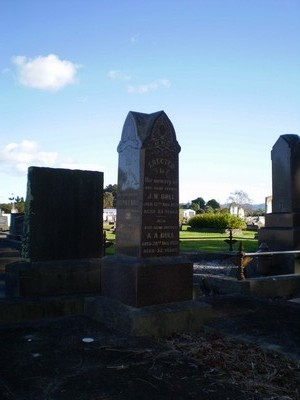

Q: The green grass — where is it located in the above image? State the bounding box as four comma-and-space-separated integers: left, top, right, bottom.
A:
103, 225, 116, 255
179, 225, 258, 252
103, 225, 258, 254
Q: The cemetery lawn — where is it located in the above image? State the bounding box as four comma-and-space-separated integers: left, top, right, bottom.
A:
103, 226, 258, 255
179, 227, 258, 253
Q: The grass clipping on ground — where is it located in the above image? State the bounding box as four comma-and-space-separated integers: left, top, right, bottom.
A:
163, 330, 300, 399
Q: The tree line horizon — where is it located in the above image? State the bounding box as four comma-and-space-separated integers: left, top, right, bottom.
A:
103, 185, 265, 216
0, 186, 264, 216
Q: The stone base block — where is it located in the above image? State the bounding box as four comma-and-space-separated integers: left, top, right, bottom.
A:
5, 259, 102, 298
0, 296, 85, 324
258, 225, 300, 274
259, 227, 300, 251
101, 255, 193, 307
195, 273, 300, 299
85, 296, 212, 337
264, 212, 300, 228
0, 249, 20, 258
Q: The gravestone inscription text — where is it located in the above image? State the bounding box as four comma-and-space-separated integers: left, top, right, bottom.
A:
141, 115, 180, 256
116, 111, 181, 257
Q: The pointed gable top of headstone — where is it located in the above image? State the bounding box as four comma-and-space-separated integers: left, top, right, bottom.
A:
273, 134, 300, 151
117, 110, 180, 153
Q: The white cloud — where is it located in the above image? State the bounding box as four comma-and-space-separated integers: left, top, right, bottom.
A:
0, 140, 102, 176
12, 54, 79, 91
0, 140, 58, 174
60, 161, 104, 171
107, 70, 131, 81
127, 79, 171, 94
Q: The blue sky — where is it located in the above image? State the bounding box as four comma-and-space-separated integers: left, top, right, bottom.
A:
0, 0, 299, 205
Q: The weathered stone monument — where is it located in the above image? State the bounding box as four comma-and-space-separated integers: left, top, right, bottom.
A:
6, 167, 103, 297
259, 134, 300, 274
115, 111, 180, 258
265, 196, 272, 214
87, 111, 211, 336
102, 111, 192, 306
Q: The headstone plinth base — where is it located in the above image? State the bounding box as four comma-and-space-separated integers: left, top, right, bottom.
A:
263, 212, 300, 228
5, 259, 102, 298
85, 296, 212, 337
259, 212, 300, 274
194, 273, 300, 299
101, 255, 193, 307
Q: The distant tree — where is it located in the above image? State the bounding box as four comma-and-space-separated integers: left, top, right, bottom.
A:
1, 195, 25, 213
103, 192, 114, 208
190, 202, 200, 212
191, 197, 205, 210
206, 199, 220, 210
15, 196, 24, 202
227, 190, 253, 215
14, 196, 25, 213
227, 190, 252, 206
0, 203, 11, 213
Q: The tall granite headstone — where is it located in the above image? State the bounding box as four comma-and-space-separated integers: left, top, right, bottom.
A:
116, 111, 180, 257
272, 135, 300, 213
259, 134, 300, 274
22, 167, 103, 261
101, 111, 193, 307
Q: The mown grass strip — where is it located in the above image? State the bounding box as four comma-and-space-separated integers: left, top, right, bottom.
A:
103, 227, 258, 254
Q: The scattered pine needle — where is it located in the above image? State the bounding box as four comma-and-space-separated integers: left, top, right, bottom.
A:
162, 330, 300, 399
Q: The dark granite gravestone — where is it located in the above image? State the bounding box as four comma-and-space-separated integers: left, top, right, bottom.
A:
101, 111, 193, 307
22, 167, 103, 261
259, 134, 300, 274
116, 110, 180, 257
272, 134, 300, 213
5, 167, 103, 298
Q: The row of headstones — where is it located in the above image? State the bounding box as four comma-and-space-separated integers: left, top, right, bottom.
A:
19, 111, 180, 262
6, 111, 189, 306
12, 112, 300, 273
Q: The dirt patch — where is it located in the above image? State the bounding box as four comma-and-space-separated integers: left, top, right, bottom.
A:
203, 295, 300, 363
164, 331, 300, 399
0, 312, 299, 399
